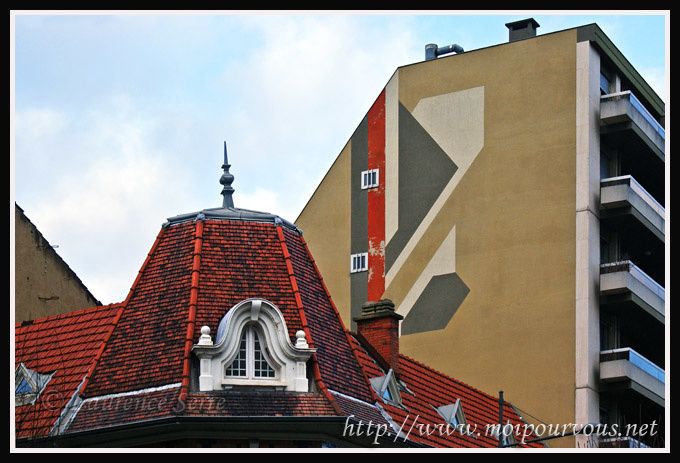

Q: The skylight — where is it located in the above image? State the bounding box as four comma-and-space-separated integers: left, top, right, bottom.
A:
436, 399, 467, 427
370, 369, 402, 406
15, 363, 54, 406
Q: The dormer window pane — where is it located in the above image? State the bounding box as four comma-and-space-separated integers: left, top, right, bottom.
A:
225, 331, 248, 377
16, 378, 32, 395
224, 326, 277, 381
382, 387, 393, 401
253, 330, 276, 378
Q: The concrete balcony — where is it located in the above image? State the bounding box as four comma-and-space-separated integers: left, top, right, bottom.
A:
600, 348, 665, 407
600, 91, 665, 161
599, 436, 649, 448
600, 176, 665, 241
600, 261, 664, 324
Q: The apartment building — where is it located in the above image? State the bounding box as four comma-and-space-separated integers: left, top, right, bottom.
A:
296, 19, 666, 447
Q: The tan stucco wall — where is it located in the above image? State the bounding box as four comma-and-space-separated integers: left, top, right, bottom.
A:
296, 143, 352, 324
389, 31, 578, 445
298, 30, 579, 446
15, 206, 100, 321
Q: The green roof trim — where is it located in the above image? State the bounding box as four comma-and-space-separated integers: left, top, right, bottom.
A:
577, 24, 665, 119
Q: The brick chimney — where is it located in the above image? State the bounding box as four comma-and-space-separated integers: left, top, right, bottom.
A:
353, 299, 403, 375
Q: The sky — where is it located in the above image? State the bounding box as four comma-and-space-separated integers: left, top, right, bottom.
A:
11, 12, 668, 304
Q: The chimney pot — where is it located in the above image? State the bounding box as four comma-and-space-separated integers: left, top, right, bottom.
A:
505, 18, 540, 42
354, 299, 403, 374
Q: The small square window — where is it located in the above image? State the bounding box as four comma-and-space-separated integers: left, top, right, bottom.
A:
360, 169, 379, 189
350, 252, 368, 273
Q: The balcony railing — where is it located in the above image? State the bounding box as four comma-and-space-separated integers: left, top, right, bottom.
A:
601, 91, 665, 139
600, 260, 665, 322
601, 261, 664, 295
600, 348, 665, 383
600, 176, 665, 240
601, 175, 665, 217
600, 347, 665, 406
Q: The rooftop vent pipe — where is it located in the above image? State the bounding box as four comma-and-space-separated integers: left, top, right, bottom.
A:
425, 43, 464, 61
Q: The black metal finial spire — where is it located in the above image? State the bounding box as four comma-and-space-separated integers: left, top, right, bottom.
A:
220, 141, 235, 208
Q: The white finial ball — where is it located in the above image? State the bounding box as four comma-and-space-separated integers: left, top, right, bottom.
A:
295, 330, 309, 349
201, 326, 211, 336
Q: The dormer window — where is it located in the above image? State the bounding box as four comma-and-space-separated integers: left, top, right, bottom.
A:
225, 326, 277, 380
15, 363, 53, 406
437, 399, 467, 427
193, 299, 316, 392
370, 368, 402, 406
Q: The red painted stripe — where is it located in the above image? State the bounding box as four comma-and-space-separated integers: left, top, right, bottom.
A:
367, 90, 386, 301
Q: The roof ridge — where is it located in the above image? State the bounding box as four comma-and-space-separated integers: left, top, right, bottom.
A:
275, 225, 343, 416
15, 302, 123, 329
78, 227, 166, 397
297, 234, 380, 404
178, 219, 205, 405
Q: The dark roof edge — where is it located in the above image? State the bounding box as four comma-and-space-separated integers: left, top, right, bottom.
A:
16, 416, 423, 448
577, 23, 665, 118
164, 207, 302, 234
14, 203, 102, 308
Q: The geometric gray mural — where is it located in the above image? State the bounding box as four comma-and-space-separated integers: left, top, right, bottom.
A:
401, 273, 470, 335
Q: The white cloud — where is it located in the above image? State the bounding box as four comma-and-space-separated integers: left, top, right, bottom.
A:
238, 187, 293, 222
16, 95, 196, 304
15, 108, 68, 139
219, 16, 420, 221
15, 15, 665, 308
15, 17, 423, 305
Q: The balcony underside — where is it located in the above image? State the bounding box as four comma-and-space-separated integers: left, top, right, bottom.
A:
600, 266, 664, 324
600, 95, 665, 162
601, 180, 664, 242
600, 358, 664, 407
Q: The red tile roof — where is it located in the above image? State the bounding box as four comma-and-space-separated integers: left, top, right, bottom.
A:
14, 304, 120, 439
182, 391, 338, 417
348, 335, 543, 448
84, 224, 195, 397
15, 213, 543, 448
67, 385, 181, 433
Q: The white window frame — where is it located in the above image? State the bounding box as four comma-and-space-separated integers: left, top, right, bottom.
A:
15, 363, 54, 406
370, 369, 402, 407
436, 398, 467, 427
350, 252, 368, 273
361, 169, 380, 190
192, 299, 316, 392
224, 325, 278, 382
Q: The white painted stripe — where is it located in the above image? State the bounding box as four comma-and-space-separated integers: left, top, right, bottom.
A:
49, 376, 86, 436
385, 71, 400, 245
82, 383, 182, 403
329, 389, 381, 409
386, 87, 484, 287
